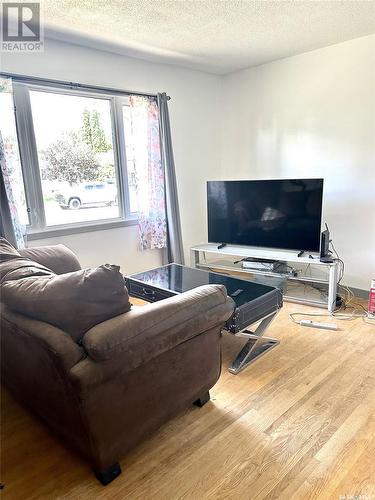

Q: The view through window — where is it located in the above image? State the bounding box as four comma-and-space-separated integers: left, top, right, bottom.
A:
1, 80, 156, 235
30, 90, 120, 226
123, 103, 140, 214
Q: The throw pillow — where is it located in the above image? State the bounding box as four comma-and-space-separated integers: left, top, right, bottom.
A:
1, 264, 131, 342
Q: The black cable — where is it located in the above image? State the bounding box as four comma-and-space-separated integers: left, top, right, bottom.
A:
233, 258, 246, 265
329, 240, 344, 284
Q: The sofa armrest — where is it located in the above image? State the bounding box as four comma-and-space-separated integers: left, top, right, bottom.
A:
83, 284, 235, 364
69, 285, 234, 392
19, 245, 81, 275
1, 306, 85, 371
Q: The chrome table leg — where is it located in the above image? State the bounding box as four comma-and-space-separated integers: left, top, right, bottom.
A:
228, 312, 279, 374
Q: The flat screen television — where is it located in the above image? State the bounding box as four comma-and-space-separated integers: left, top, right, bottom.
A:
207, 179, 324, 252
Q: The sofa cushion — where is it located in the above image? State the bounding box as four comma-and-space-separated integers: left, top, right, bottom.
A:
0, 264, 131, 342
19, 244, 81, 275
0, 258, 54, 284
0, 238, 54, 284
0, 237, 21, 262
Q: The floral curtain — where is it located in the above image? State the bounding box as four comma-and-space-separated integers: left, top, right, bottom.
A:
0, 133, 25, 248
0, 77, 26, 249
127, 96, 167, 250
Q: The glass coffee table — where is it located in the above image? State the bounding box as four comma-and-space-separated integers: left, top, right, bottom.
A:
126, 264, 283, 374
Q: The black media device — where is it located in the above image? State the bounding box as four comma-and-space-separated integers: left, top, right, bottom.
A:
207, 179, 324, 252
320, 223, 333, 262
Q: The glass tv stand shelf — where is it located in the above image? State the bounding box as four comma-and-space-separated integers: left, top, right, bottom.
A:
190, 243, 340, 312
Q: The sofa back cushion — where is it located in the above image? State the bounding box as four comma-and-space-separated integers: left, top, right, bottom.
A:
0, 258, 53, 284
0, 238, 54, 284
1, 264, 131, 342
19, 244, 81, 275
0, 237, 21, 262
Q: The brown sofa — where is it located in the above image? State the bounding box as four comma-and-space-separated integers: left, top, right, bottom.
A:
0, 244, 234, 484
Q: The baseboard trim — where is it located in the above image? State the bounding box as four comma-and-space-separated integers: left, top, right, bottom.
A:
346, 287, 369, 300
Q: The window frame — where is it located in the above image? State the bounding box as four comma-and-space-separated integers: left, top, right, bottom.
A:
12, 81, 139, 239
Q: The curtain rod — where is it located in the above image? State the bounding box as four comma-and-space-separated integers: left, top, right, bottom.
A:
0, 72, 171, 100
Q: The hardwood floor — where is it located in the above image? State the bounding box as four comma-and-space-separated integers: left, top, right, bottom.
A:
1, 299, 375, 499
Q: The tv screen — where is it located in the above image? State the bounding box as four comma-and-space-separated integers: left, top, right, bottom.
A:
207, 179, 323, 252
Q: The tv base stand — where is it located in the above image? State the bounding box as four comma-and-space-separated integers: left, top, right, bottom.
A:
190, 243, 340, 312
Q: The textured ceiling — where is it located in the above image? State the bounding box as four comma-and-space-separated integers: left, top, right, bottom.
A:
42, 0, 375, 74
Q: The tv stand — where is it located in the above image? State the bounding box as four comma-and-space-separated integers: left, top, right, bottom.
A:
190, 243, 340, 312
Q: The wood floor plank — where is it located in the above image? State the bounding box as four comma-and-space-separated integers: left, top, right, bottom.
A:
297, 411, 375, 500
330, 435, 375, 498
1, 299, 374, 499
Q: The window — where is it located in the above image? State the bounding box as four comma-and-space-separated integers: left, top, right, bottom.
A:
5, 80, 148, 237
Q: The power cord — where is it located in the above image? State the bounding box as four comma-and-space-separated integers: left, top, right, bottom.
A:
289, 235, 374, 327
329, 239, 345, 284
289, 308, 375, 326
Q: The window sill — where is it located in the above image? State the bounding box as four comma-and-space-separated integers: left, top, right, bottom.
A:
27, 218, 138, 241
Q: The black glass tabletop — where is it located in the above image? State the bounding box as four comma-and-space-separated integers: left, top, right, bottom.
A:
128, 264, 277, 307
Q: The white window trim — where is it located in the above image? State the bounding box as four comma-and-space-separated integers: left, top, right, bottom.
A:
13, 81, 139, 239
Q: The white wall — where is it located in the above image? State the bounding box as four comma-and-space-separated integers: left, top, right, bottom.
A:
1, 35, 374, 289
0, 39, 222, 273
220, 35, 375, 290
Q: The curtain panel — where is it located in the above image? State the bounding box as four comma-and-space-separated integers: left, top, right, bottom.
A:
128, 96, 167, 250
158, 93, 184, 265
128, 93, 184, 264
0, 77, 26, 249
